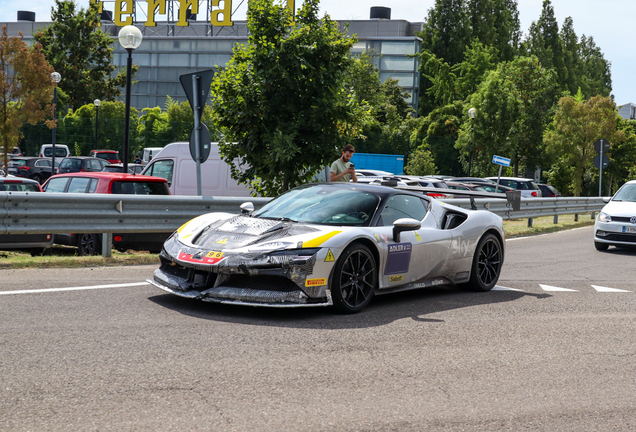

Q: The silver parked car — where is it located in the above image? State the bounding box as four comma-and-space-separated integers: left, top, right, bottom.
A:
485, 177, 542, 198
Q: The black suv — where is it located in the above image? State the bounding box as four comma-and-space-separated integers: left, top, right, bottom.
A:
58, 157, 108, 174
7, 157, 56, 183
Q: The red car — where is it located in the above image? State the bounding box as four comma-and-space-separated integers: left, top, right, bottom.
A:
42, 172, 170, 255
89, 149, 122, 164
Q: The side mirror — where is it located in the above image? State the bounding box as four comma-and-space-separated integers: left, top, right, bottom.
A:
603, 197, 610, 203
392, 218, 421, 243
240, 202, 255, 214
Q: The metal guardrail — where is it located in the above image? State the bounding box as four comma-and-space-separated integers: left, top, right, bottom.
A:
0, 192, 271, 235
442, 196, 606, 220
1, 192, 606, 236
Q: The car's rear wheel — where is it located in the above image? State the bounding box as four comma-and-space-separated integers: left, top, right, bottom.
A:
594, 241, 609, 251
463, 233, 502, 292
331, 243, 377, 314
78, 234, 101, 256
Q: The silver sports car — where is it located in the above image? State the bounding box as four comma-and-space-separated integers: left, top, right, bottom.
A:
148, 183, 505, 313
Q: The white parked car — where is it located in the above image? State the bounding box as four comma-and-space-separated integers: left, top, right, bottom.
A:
485, 176, 542, 198
38, 144, 70, 159
355, 169, 394, 178
594, 180, 636, 251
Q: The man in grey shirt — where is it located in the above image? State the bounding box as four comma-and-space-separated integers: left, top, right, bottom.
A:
330, 144, 358, 183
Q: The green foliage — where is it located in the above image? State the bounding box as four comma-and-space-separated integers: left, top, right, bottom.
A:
544, 95, 623, 196
456, 56, 558, 177
34, 0, 134, 110
405, 143, 438, 176
212, 0, 367, 196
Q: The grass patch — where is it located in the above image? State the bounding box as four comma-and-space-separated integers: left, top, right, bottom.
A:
0, 246, 159, 270
503, 213, 595, 238
0, 214, 596, 269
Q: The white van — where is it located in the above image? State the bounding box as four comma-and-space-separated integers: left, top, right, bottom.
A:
142, 147, 163, 165
140, 142, 251, 197
39, 144, 70, 158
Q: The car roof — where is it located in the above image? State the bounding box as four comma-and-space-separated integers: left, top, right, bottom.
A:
61, 156, 102, 159
0, 175, 39, 184
485, 176, 535, 181
47, 172, 168, 182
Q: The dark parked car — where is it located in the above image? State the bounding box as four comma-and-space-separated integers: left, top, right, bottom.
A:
42, 172, 171, 255
6, 157, 56, 183
539, 184, 561, 197
57, 157, 109, 174
0, 176, 53, 254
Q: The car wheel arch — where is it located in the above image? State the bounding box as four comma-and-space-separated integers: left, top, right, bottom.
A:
328, 237, 380, 291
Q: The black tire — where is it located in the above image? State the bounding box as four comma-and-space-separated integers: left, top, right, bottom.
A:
594, 241, 609, 251
463, 233, 503, 292
331, 243, 377, 314
77, 234, 101, 256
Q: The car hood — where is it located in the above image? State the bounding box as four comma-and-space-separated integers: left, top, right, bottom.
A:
602, 200, 636, 217
175, 213, 346, 252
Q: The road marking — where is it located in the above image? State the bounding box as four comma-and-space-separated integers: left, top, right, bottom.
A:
506, 226, 592, 242
492, 285, 524, 292
539, 284, 578, 292
591, 285, 632, 293
0, 282, 150, 296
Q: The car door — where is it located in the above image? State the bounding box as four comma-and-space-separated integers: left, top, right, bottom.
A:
374, 194, 452, 289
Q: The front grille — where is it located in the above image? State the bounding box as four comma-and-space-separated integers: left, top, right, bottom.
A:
599, 232, 636, 243
223, 274, 299, 292
610, 216, 636, 223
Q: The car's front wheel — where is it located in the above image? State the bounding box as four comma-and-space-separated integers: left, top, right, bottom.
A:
463, 233, 503, 292
594, 241, 609, 251
331, 243, 377, 314
77, 234, 101, 256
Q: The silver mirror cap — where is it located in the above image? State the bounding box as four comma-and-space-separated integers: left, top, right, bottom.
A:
393, 218, 421, 230
240, 202, 255, 213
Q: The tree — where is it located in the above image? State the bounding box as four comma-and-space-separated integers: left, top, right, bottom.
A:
456, 56, 557, 177
0, 26, 54, 173
212, 0, 367, 196
544, 94, 623, 196
405, 143, 438, 176
34, 0, 131, 110
467, 0, 521, 62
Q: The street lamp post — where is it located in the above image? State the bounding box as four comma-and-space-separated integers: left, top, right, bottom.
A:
50, 72, 61, 174
468, 107, 477, 177
118, 25, 143, 173
93, 99, 101, 151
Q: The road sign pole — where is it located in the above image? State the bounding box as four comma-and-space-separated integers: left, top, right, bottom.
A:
496, 165, 502, 192
192, 74, 202, 196
599, 139, 603, 197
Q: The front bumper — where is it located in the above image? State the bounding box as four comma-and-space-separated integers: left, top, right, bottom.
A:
594, 220, 636, 246
150, 236, 334, 307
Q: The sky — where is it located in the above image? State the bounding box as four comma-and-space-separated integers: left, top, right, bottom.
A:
1, 0, 634, 105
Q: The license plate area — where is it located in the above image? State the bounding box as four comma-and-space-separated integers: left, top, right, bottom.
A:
622, 226, 636, 233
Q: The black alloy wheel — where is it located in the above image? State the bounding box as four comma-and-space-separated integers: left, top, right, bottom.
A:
464, 233, 502, 292
78, 233, 101, 256
332, 243, 377, 313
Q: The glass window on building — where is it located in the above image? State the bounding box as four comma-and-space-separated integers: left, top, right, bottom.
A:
380, 41, 417, 55
379, 56, 416, 72
380, 72, 415, 87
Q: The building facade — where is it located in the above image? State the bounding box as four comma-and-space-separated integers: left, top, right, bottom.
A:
4, 7, 422, 113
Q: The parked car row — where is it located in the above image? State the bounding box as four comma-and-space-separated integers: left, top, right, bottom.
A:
355, 171, 561, 198
0, 171, 171, 256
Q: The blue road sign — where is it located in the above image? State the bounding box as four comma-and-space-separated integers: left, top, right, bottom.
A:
492, 155, 511, 167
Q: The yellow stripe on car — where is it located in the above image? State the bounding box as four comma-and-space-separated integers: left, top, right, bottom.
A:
302, 231, 342, 248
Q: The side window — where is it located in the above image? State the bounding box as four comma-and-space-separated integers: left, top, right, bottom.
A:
44, 177, 69, 192
90, 160, 102, 171
67, 177, 91, 193
35, 160, 50, 167
147, 159, 174, 185
377, 195, 428, 226
498, 180, 513, 188
87, 178, 98, 193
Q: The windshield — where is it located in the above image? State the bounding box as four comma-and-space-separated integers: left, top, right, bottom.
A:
613, 184, 636, 202
95, 152, 118, 160
254, 185, 380, 226
44, 148, 68, 157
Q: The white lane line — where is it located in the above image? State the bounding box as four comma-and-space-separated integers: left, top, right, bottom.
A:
492, 285, 524, 292
539, 284, 578, 292
591, 285, 632, 293
506, 226, 592, 242
0, 282, 150, 296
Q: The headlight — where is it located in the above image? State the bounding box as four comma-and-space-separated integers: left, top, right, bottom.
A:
597, 211, 612, 223
266, 248, 321, 265
248, 242, 297, 252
